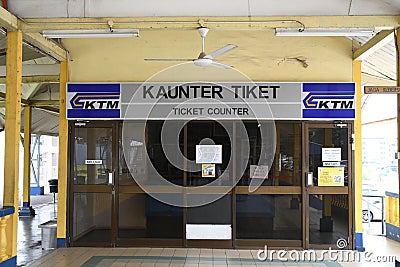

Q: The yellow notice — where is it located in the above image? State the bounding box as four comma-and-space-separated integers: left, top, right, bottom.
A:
317, 167, 344, 186
202, 164, 215, 178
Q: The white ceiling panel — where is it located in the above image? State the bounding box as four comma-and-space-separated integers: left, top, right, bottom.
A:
7, 0, 400, 18
84, 0, 248, 17
249, 0, 351, 16
8, 0, 69, 18
349, 0, 400, 15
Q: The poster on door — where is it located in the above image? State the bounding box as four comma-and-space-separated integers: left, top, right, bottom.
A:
202, 164, 215, 178
317, 167, 344, 186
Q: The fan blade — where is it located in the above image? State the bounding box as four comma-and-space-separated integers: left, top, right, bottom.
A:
210, 61, 233, 69
205, 44, 237, 59
144, 58, 194, 62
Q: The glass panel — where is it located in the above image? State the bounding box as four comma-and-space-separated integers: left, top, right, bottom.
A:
187, 122, 232, 186
118, 193, 183, 239
73, 127, 113, 185
309, 127, 349, 186
187, 194, 232, 224
237, 122, 301, 186
186, 194, 232, 240
236, 194, 301, 239
146, 122, 184, 185
72, 193, 112, 243
119, 122, 146, 186
309, 194, 349, 245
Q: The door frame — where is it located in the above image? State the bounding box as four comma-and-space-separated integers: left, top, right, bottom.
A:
302, 121, 354, 250
68, 120, 118, 247
67, 120, 354, 249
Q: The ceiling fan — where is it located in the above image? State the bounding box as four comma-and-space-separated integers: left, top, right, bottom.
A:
144, 27, 237, 69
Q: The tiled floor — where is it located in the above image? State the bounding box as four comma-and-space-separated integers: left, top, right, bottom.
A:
25, 233, 400, 267
27, 247, 344, 267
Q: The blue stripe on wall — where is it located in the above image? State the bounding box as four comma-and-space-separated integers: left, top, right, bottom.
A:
0, 256, 16, 267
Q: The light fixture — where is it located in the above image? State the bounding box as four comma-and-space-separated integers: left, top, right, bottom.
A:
42, 29, 139, 38
275, 27, 375, 37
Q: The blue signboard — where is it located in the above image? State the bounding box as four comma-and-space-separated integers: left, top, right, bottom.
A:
67, 83, 120, 119
66, 82, 355, 120
302, 83, 355, 119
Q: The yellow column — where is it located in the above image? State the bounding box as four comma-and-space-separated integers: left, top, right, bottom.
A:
396, 28, 400, 232
3, 31, 22, 259
353, 60, 364, 251
57, 61, 68, 247
23, 106, 32, 208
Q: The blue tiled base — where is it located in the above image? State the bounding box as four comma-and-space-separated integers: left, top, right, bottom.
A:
386, 223, 400, 242
57, 238, 66, 248
18, 207, 31, 217
355, 232, 365, 252
0, 256, 16, 267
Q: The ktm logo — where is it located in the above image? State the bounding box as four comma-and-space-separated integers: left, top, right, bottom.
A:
70, 93, 119, 109
303, 93, 354, 109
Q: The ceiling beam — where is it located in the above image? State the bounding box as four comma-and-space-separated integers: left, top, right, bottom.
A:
0, 6, 67, 61
0, 6, 18, 31
22, 33, 67, 62
0, 92, 59, 113
0, 75, 59, 84
29, 100, 59, 106
0, 64, 60, 77
19, 16, 400, 32
353, 30, 394, 60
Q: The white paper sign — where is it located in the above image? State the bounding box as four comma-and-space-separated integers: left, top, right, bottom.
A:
322, 148, 341, 162
186, 224, 231, 239
323, 162, 340, 167
85, 160, 103, 165
196, 145, 222, 163
250, 165, 269, 179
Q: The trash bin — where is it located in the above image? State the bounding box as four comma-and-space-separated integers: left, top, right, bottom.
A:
48, 179, 58, 193
38, 220, 57, 249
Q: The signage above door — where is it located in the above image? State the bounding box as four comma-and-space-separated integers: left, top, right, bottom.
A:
66, 82, 355, 120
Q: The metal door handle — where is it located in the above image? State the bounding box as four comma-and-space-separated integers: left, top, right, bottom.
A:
306, 172, 313, 187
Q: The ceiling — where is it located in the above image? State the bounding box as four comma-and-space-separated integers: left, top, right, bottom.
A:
0, 0, 399, 135
7, 0, 400, 17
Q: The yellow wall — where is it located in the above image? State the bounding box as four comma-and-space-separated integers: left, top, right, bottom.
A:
63, 29, 353, 82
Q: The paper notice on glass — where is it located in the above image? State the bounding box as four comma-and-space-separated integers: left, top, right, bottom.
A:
85, 160, 102, 165
250, 165, 269, 179
318, 167, 344, 186
196, 145, 222, 163
322, 148, 341, 162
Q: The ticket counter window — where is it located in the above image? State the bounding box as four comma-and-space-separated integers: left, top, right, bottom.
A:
235, 122, 302, 245
237, 122, 302, 186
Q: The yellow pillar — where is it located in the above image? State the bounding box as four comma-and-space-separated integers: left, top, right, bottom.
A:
396, 28, 400, 233
3, 31, 22, 261
353, 60, 364, 251
57, 61, 68, 247
22, 106, 32, 209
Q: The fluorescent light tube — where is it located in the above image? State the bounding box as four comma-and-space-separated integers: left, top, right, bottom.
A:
42, 29, 139, 38
275, 27, 375, 37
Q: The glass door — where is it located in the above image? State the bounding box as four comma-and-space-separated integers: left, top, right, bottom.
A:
117, 121, 184, 247
70, 121, 117, 246
304, 122, 353, 249
185, 121, 233, 248
235, 122, 303, 248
